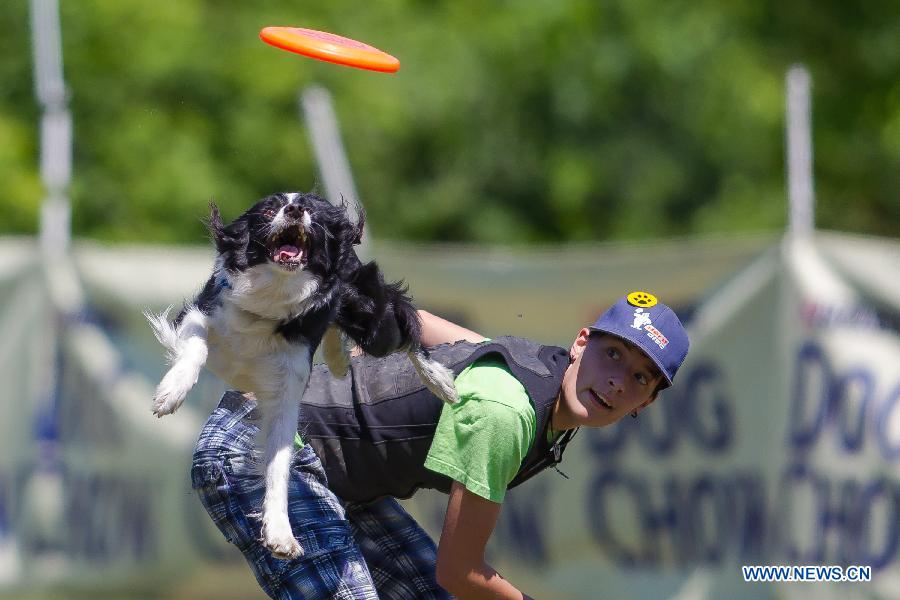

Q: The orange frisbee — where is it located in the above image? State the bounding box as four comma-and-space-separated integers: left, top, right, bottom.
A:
260, 27, 400, 73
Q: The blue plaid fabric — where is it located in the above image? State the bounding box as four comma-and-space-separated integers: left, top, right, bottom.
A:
345, 499, 450, 599
191, 393, 451, 600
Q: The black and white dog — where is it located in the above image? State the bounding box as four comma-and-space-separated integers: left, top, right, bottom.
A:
146, 191, 457, 558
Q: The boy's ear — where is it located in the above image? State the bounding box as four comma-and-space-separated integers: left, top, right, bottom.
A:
569, 328, 591, 361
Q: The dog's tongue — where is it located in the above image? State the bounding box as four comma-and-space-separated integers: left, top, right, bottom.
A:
275, 245, 301, 261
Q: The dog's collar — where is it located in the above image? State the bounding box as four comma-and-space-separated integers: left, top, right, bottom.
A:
216, 276, 232, 291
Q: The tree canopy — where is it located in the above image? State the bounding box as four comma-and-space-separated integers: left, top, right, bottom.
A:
1, 0, 898, 244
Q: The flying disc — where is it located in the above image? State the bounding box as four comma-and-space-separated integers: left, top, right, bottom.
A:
260, 26, 400, 73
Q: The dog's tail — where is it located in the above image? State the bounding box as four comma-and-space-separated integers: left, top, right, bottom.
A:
144, 306, 180, 364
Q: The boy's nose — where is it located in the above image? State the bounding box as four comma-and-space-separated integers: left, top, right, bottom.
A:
607, 376, 624, 394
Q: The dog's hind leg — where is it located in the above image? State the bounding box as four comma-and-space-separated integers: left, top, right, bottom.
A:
322, 325, 350, 378
408, 350, 458, 405
147, 306, 209, 417
259, 399, 303, 559
259, 356, 312, 559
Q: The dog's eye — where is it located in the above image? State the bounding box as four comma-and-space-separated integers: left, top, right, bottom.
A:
262, 208, 277, 218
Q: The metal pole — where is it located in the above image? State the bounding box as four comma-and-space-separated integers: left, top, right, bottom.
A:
785, 65, 815, 237
26, 0, 73, 575
299, 85, 371, 255
30, 0, 73, 257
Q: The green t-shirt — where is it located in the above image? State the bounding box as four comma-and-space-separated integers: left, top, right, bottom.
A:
423, 356, 537, 503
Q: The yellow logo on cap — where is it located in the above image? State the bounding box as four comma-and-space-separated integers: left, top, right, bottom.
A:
627, 291, 658, 308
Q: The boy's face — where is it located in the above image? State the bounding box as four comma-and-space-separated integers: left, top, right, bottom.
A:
554, 330, 663, 429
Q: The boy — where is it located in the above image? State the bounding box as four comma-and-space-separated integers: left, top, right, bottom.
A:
191, 291, 689, 599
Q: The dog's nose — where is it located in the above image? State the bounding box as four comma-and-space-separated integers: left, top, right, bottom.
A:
284, 203, 301, 219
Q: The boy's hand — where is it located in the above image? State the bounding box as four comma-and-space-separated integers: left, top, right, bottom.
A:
436, 482, 532, 599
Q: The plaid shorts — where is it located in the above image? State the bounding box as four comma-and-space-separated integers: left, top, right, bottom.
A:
191, 392, 452, 600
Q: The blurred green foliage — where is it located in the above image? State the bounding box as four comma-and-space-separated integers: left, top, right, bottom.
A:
1, 0, 898, 243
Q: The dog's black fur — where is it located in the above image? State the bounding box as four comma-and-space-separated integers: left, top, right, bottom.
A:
180, 191, 421, 360
148, 191, 455, 559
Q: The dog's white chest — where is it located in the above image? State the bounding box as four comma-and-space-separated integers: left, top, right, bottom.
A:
226, 265, 319, 322
205, 303, 311, 396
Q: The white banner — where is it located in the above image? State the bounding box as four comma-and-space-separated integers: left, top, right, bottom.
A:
3, 232, 898, 598
405, 234, 900, 599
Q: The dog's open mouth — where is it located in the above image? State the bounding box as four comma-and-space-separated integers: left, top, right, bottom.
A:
269, 225, 308, 270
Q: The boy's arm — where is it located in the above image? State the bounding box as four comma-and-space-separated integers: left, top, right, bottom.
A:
351, 310, 483, 357
436, 482, 535, 600
417, 309, 485, 346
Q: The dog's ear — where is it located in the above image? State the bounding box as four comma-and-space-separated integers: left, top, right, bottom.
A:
344, 198, 365, 246
206, 201, 248, 255
206, 201, 225, 238
335, 195, 365, 246
353, 205, 365, 246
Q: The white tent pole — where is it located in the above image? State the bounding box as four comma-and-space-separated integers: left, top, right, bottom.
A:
30, 0, 73, 258
299, 86, 371, 256
28, 0, 200, 459
785, 65, 815, 237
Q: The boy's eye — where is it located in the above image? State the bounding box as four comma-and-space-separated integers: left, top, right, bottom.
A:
606, 347, 620, 360
635, 372, 648, 385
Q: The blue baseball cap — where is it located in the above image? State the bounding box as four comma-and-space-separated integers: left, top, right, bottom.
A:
588, 291, 690, 389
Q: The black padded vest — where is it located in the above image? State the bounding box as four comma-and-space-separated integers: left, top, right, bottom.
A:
298, 336, 577, 504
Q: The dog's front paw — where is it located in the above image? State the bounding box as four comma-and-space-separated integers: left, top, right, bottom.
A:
261, 517, 304, 560
152, 389, 185, 417
409, 351, 459, 405
427, 378, 459, 405
151, 365, 193, 417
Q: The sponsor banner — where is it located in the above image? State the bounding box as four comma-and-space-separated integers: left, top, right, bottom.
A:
404, 236, 900, 599
2, 233, 898, 598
